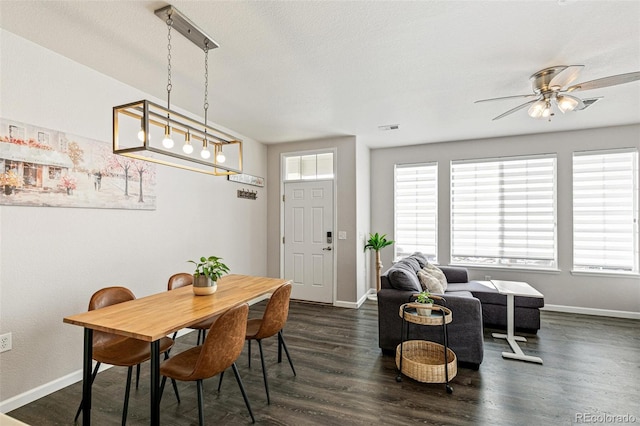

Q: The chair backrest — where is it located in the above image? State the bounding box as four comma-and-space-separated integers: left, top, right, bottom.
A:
190, 303, 249, 380
167, 273, 194, 290
253, 283, 292, 340
88, 286, 136, 347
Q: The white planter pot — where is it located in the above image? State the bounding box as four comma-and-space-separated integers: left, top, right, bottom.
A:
193, 275, 217, 296
416, 303, 433, 316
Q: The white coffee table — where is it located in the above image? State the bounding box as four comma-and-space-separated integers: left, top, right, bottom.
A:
490, 280, 543, 364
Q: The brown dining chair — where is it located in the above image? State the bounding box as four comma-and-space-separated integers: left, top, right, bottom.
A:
74, 286, 179, 425
219, 282, 296, 405
167, 272, 218, 345
159, 303, 255, 425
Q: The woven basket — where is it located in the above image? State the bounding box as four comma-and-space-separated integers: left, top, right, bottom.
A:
396, 340, 457, 383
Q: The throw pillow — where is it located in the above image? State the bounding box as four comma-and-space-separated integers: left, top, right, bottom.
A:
410, 252, 429, 268
387, 264, 422, 292
425, 263, 448, 291
417, 269, 444, 294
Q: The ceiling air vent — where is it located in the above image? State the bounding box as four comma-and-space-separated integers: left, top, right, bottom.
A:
378, 124, 400, 131
576, 97, 602, 111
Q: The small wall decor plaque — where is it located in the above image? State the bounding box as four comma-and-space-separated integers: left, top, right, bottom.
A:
228, 173, 264, 187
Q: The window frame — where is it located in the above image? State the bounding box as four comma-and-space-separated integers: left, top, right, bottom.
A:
572, 148, 639, 275
393, 162, 438, 263
450, 153, 558, 270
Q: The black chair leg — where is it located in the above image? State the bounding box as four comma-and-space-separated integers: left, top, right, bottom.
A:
257, 340, 270, 405
278, 330, 297, 376
135, 364, 141, 389
231, 363, 255, 423
217, 370, 225, 392
122, 366, 133, 426
74, 362, 101, 422
247, 339, 252, 368
196, 379, 205, 426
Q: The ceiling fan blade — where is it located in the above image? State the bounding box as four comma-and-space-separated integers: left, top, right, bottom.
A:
492, 99, 538, 121
549, 65, 584, 89
567, 71, 640, 92
475, 94, 538, 103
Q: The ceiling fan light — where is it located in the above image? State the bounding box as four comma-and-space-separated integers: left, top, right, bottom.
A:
557, 95, 579, 113
528, 100, 546, 118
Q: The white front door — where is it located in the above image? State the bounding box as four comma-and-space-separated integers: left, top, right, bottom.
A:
283, 180, 334, 303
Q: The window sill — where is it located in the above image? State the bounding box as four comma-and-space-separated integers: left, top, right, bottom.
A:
570, 270, 640, 279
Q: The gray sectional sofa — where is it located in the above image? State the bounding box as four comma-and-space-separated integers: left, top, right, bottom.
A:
377, 253, 544, 370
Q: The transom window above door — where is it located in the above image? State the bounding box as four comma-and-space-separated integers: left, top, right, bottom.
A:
284, 152, 334, 181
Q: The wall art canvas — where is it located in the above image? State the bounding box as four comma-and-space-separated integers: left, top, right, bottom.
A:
0, 118, 156, 210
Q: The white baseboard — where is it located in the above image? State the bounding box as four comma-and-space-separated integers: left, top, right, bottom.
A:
542, 304, 640, 320
0, 329, 195, 414
334, 289, 375, 309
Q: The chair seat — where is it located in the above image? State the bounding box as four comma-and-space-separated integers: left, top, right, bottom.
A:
93, 336, 173, 367
245, 319, 261, 339
160, 346, 203, 381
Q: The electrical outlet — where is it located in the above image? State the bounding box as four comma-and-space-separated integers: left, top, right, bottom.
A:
0, 332, 12, 353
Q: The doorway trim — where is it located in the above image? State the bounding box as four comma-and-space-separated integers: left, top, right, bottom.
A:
279, 148, 337, 305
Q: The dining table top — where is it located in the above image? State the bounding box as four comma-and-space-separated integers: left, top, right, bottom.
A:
63, 274, 291, 341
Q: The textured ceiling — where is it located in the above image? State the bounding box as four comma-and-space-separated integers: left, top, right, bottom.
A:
1, 1, 639, 148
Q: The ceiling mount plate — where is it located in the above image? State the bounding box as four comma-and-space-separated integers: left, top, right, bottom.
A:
154, 5, 219, 51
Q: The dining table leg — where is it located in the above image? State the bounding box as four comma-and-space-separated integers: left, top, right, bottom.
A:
150, 340, 160, 425
82, 328, 93, 426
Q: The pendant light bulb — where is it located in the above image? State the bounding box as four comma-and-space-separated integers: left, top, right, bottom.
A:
182, 132, 194, 154
201, 139, 211, 159
137, 117, 148, 141
162, 125, 174, 149
216, 146, 226, 163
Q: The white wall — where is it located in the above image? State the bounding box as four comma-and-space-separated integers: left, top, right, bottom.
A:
0, 30, 268, 406
371, 125, 640, 315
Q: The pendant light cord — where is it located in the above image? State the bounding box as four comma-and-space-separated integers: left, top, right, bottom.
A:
203, 41, 210, 142
166, 15, 173, 120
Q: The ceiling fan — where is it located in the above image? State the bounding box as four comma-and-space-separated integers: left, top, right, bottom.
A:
475, 65, 640, 121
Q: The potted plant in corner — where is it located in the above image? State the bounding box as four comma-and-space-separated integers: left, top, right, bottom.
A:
364, 232, 394, 299
415, 290, 434, 316
188, 255, 230, 296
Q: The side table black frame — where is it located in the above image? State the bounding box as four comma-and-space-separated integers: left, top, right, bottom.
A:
396, 296, 454, 394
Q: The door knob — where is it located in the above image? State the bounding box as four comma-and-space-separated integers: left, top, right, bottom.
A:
322, 246, 332, 251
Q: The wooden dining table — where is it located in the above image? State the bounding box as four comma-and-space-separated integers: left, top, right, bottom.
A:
63, 274, 291, 425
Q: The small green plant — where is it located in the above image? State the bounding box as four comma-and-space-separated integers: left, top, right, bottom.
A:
363, 233, 394, 252
188, 256, 230, 281
416, 290, 434, 304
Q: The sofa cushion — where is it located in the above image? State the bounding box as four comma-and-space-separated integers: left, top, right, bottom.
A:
387, 263, 421, 292
417, 269, 445, 293
409, 252, 429, 268
447, 281, 544, 308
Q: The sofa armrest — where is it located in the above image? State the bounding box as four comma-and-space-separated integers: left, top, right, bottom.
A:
438, 265, 468, 283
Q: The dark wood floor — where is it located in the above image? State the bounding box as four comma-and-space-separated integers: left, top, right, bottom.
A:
7, 300, 640, 425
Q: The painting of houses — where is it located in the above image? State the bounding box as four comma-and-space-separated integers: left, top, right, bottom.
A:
0, 118, 156, 209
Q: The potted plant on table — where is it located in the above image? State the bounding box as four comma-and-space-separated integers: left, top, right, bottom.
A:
364, 232, 394, 299
415, 290, 434, 316
188, 255, 230, 296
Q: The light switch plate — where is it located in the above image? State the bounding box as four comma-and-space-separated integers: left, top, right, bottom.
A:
338, 231, 347, 240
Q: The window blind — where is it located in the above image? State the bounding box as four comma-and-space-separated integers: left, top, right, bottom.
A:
573, 149, 639, 273
451, 155, 557, 268
394, 163, 438, 262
